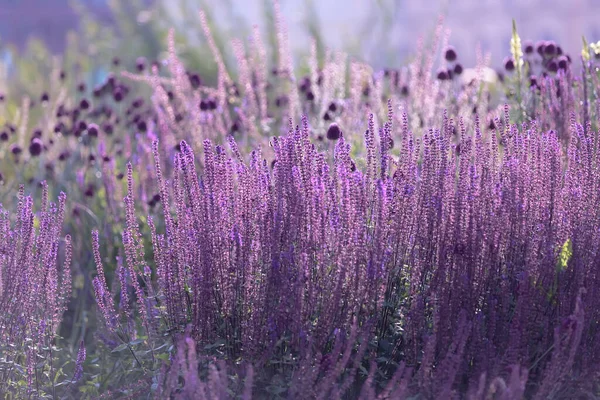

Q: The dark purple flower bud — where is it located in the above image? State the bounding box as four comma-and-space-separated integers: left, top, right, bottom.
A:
113, 88, 124, 102
132, 97, 144, 108
557, 56, 568, 70
32, 129, 42, 139
80, 98, 90, 110
188, 73, 202, 89
328, 102, 337, 112
77, 82, 86, 93
504, 57, 515, 72
84, 184, 95, 197
436, 68, 449, 81
400, 85, 409, 96
40, 92, 49, 102
306, 91, 315, 101
556, 46, 563, 55
326, 123, 341, 141
102, 123, 113, 135
87, 123, 99, 137
317, 134, 324, 141
230, 121, 240, 133
54, 122, 64, 133
199, 100, 208, 111
10, 144, 22, 155
536, 41, 546, 56
544, 41, 556, 56
167, 91, 174, 101
323, 112, 331, 121
453, 63, 463, 75
58, 151, 70, 161
137, 121, 147, 132
29, 139, 43, 156
175, 114, 183, 123
93, 86, 103, 98
78, 121, 87, 132
207, 99, 217, 110
547, 59, 558, 73
174, 143, 181, 152
523, 41, 534, 54
488, 119, 496, 130
88, 154, 95, 163
136, 57, 146, 72
529, 75, 538, 88
106, 74, 116, 88
0, 132, 8, 141
116, 172, 124, 180
444, 46, 457, 62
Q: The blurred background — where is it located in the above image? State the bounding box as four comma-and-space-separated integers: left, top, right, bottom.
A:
0, 0, 598, 93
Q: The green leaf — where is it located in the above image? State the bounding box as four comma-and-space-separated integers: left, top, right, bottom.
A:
111, 343, 129, 353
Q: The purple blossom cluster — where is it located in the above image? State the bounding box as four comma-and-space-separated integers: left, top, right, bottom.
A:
0, 183, 72, 396
1, 5, 600, 398
91, 97, 600, 397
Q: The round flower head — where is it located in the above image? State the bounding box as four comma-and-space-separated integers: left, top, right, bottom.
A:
444, 46, 457, 62
504, 57, 515, 72
137, 121, 147, 132
529, 75, 538, 88
436, 68, 449, 81
323, 112, 331, 121
0, 132, 7, 141
328, 102, 337, 112
188, 73, 201, 89
29, 138, 43, 156
523, 41, 534, 55
40, 92, 49, 102
11, 144, 22, 155
546, 59, 558, 73
102, 123, 113, 135
199, 99, 208, 111
536, 41, 546, 56
557, 56, 568, 70
453, 63, 463, 75
113, 88, 124, 102
326, 123, 341, 141
87, 123, 99, 137
544, 41, 556, 56
79, 98, 90, 110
